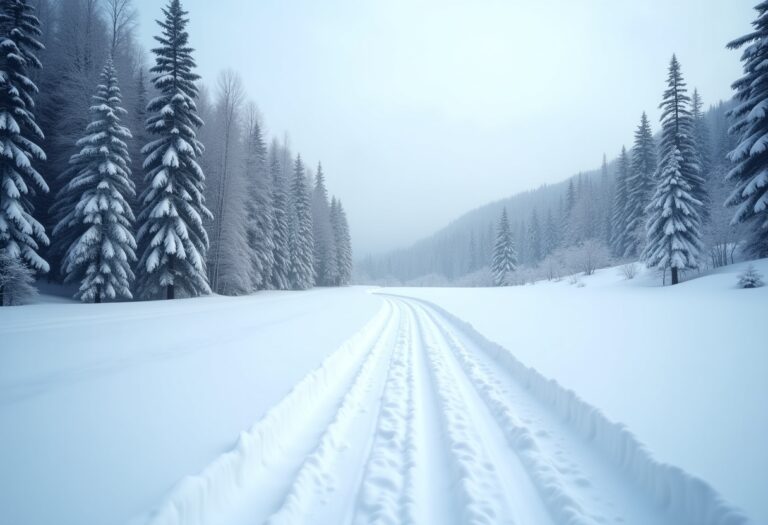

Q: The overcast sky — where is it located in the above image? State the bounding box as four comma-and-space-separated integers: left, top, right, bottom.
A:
134, 0, 754, 255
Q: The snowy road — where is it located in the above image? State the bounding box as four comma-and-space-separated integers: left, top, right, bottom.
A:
143, 295, 748, 525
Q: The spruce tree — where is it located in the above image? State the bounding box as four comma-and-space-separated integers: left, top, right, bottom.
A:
528, 208, 542, 263
610, 146, 631, 257
643, 56, 704, 283
643, 148, 703, 284
331, 197, 353, 286
288, 154, 314, 290
691, 88, 712, 222
624, 112, 657, 257
491, 208, 517, 286
268, 142, 290, 290
311, 163, 336, 286
0, 0, 49, 306
136, 0, 212, 299
53, 59, 136, 303
243, 113, 274, 290
727, 4, 768, 257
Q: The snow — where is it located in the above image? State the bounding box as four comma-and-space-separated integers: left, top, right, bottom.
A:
1, 261, 764, 525
388, 259, 768, 524
0, 288, 381, 525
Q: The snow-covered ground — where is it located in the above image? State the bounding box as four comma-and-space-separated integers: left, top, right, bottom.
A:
0, 288, 381, 525
390, 259, 768, 525
1, 261, 765, 525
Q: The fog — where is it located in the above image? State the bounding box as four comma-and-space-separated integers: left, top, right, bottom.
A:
135, 0, 753, 256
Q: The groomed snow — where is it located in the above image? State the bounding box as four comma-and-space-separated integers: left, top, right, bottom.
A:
0, 288, 381, 525
389, 259, 768, 524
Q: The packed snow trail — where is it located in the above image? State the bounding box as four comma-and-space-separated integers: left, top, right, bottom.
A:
140, 296, 750, 525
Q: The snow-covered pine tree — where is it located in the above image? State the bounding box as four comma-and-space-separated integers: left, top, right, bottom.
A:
311, 163, 337, 286
0, 249, 37, 305
624, 112, 657, 257
491, 208, 517, 286
243, 108, 275, 290
136, 0, 212, 299
52, 59, 136, 303
727, 5, 768, 257
544, 208, 559, 256
643, 147, 703, 285
0, 0, 49, 305
528, 208, 542, 263
331, 197, 353, 286
288, 154, 314, 290
268, 140, 290, 290
610, 146, 631, 257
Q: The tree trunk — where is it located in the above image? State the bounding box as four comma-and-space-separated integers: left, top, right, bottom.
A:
167, 285, 175, 300
0, 284, 4, 307
671, 267, 679, 285
95, 294, 101, 304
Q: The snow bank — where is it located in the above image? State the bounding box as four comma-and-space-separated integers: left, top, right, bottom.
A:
398, 294, 751, 525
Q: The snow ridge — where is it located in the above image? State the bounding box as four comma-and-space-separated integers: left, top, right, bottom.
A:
140, 301, 396, 525
399, 295, 750, 525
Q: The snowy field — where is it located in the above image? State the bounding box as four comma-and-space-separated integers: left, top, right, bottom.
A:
1, 261, 766, 525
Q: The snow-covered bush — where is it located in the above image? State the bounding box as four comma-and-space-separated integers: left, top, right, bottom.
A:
454, 267, 494, 287
565, 239, 612, 276
737, 265, 764, 289
540, 253, 566, 281
0, 254, 39, 306
620, 263, 639, 280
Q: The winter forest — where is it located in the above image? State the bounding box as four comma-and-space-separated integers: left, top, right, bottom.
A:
0, 0, 352, 306
2, 2, 767, 525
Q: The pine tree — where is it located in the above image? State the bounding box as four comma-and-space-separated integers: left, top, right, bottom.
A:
727, 4, 768, 257
243, 111, 274, 290
491, 208, 517, 286
528, 208, 542, 263
268, 141, 290, 290
543, 208, 559, 256
0, 249, 37, 305
331, 197, 353, 285
610, 146, 631, 257
311, 163, 336, 286
0, 0, 49, 306
643, 148, 703, 284
624, 112, 657, 257
288, 154, 314, 290
52, 59, 136, 303
136, 0, 212, 299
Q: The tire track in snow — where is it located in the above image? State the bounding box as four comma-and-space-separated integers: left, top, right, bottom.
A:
408, 296, 750, 525
263, 302, 405, 525
139, 300, 399, 525
408, 300, 519, 525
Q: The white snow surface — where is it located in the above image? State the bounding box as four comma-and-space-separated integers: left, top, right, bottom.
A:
0, 261, 764, 525
389, 259, 768, 525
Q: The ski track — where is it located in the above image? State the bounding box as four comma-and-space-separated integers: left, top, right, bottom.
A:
137, 295, 751, 525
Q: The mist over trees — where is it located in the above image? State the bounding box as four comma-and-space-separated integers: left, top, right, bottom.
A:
0, 0, 352, 305
359, 49, 760, 286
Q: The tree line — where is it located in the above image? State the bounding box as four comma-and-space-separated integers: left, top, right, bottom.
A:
362, 3, 768, 287
0, 0, 352, 306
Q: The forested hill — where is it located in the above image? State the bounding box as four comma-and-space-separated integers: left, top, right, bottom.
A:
358, 100, 735, 285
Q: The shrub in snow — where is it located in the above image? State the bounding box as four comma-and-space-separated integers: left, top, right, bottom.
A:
454, 267, 495, 287
620, 263, 639, 280
0, 253, 38, 306
565, 239, 611, 276
540, 252, 566, 281
737, 265, 764, 289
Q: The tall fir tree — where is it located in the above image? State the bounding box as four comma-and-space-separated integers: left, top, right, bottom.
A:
610, 146, 631, 257
311, 163, 336, 286
288, 154, 314, 290
136, 0, 212, 299
331, 197, 353, 285
643, 147, 703, 284
727, 3, 768, 257
0, 0, 49, 307
52, 59, 136, 303
491, 208, 517, 286
528, 208, 542, 263
243, 112, 274, 290
624, 112, 657, 257
543, 208, 559, 256
268, 141, 290, 290
643, 56, 704, 283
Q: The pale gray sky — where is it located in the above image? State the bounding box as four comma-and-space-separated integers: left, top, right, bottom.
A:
136, 0, 754, 255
